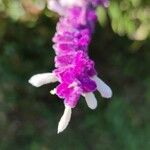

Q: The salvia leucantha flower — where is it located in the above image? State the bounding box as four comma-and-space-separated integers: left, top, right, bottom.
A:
29, 0, 112, 134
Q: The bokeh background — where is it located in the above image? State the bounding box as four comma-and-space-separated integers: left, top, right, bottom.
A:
0, 0, 150, 149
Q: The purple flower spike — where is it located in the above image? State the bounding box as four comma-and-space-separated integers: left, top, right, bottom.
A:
29, 0, 112, 134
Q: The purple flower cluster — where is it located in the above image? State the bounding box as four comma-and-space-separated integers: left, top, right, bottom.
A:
52, 5, 98, 108
29, 0, 112, 133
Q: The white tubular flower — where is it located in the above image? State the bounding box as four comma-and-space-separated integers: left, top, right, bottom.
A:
57, 105, 72, 134
47, 0, 65, 15
28, 73, 58, 87
92, 76, 112, 98
83, 92, 97, 109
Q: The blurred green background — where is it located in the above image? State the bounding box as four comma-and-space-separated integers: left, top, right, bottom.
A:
0, 0, 150, 150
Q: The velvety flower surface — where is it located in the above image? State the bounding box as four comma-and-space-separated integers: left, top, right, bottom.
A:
29, 0, 112, 134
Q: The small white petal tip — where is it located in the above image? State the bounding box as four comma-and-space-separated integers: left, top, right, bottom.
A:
83, 92, 97, 110
50, 88, 56, 95
92, 76, 112, 98
28, 73, 57, 87
57, 105, 72, 134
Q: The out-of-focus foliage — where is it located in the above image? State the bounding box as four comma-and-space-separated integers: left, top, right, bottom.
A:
97, 0, 150, 40
0, 0, 150, 150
